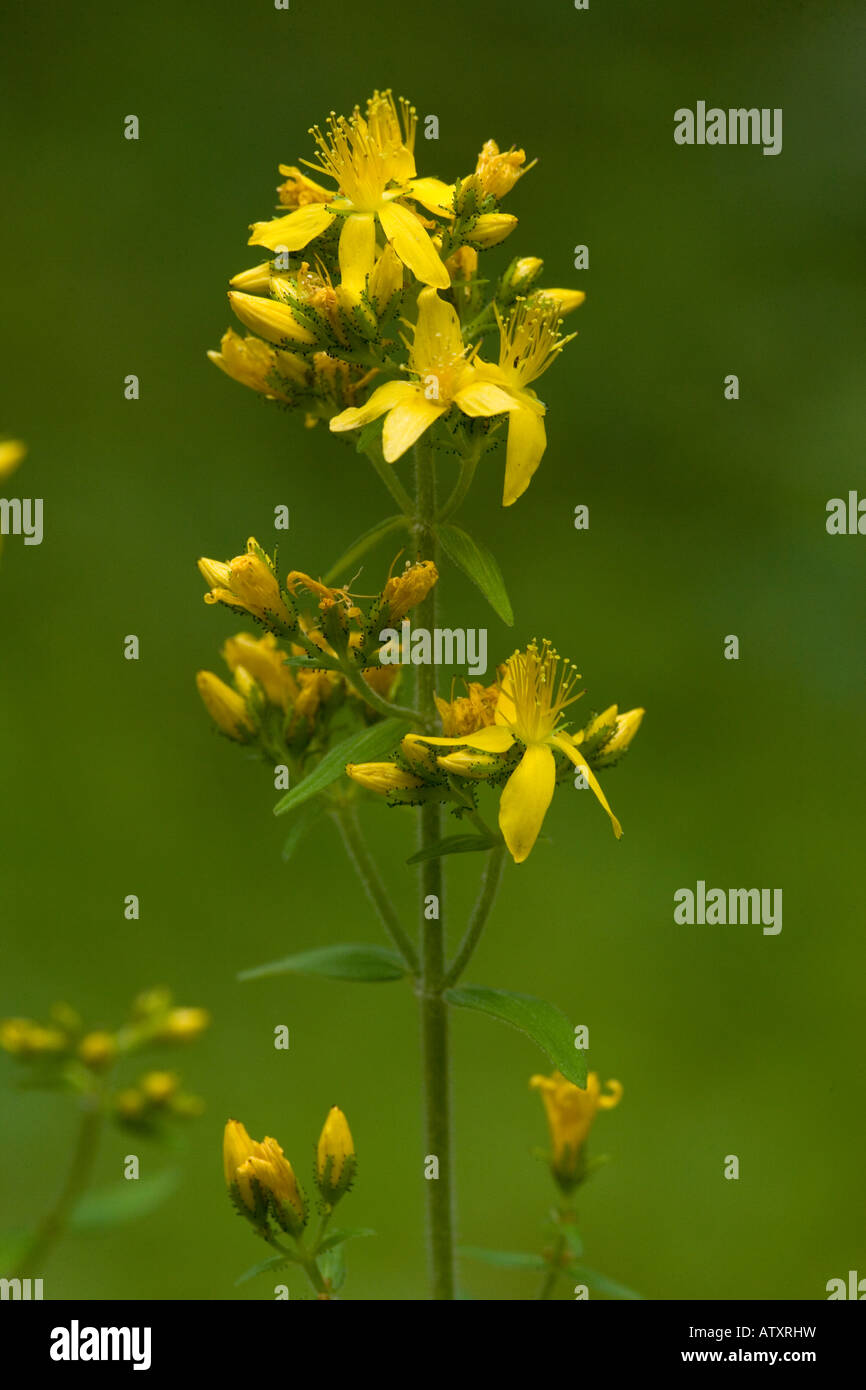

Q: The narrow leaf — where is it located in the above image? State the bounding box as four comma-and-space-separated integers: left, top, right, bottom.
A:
459, 1246, 547, 1271
235, 1253, 295, 1286
570, 1263, 644, 1300
239, 944, 407, 984
324, 516, 410, 586
71, 1169, 180, 1231
438, 523, 514, 626
317, 1226, 376, 1254
406, 832, 500, 865
281, 801, 323, 863
445, 985, 587, 1086
273, 718, 410, 817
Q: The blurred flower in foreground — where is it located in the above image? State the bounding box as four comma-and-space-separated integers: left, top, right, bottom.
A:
0, 439, 26, 482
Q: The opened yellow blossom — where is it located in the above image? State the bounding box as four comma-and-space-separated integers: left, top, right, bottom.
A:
531, 1070, 623, 1188
480, 304, 576, 506
330, 288, 515, 462
249, 92, 453, 292
410, 640, 622, 863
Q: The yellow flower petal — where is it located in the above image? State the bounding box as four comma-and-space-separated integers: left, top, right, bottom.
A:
503, 402, 547, 506
249, 203, 335, 252
411, 288, 465, 369
409, 725, 515, 754
378, 201, 450, 289
338, 212, 376, 299
405, 176, 456, 217
453, 377, 518, 419
382, 394, 446, 462
499, 743, 556, 864
329, 379, 417, 434
552, 734, 622, 839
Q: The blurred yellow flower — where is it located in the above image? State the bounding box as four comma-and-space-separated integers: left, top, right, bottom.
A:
530, 1070, 622, 1189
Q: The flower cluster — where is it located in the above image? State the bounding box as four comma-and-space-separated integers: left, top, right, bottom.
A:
209, 90, 585, 506
224, 1105, 356, 1241
196, 535, 438, 764
347, 640, 644, 863
0, 988, 209, 1133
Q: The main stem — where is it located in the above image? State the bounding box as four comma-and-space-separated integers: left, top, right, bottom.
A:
12, 1095, 104, 1278
414, 437, 455, 1301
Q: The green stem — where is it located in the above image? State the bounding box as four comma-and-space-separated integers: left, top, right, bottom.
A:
413, 436, 456, 1301
361, 441, 415, 516
333, 804, 419, 974
12, 1094, 104, 1278
339, 662, 423, 723
537, 1231, 566, 1300
442, 845, 507, 988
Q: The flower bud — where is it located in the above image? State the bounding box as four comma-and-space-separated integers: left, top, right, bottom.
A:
345, 762, 425, 794
223, 1119, 307, 1235
436, 748, 504, 781
199, 539, 293, 630
0, 1017, 67, 1057
78, 1031, 118, 1070
466, 213, 518, 249
222, 632, 295, 709
529, 287, 586, 316
500, 256, 544, 299
155, 1006, 210, 1043
140, 1070, 179, 1104
473, 139, 531, 199
208, 328, 308, 399
316, 1106, 357, 1206
0, 439, 26, 482
229, 262, 272, 293
368, 244, 404, 313
228, 290, 317, 347
196, 671, 256, 742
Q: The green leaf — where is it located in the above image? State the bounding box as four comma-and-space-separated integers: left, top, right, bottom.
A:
234, 1253, 296, 1286
317, 1226, 376, 1254
323, 516, 410, 586
459, 1246, 547, 1271
438, 523, 514, 626
406, 832, 500, 865
273, 717, 410, 817
281, 801, 323, 863
318, 1243, 347, 1292
70, 1169, 180, 1231
444, 986, 587, 1086
239, 944, 407, 984
570, 1263, 644, 1300
0, 1230, 33, 1273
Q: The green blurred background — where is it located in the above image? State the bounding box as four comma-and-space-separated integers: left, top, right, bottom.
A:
1, 0, 863, 1300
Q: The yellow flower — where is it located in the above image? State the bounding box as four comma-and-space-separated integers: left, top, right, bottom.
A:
473, 139, 533, 199
249, 92, 454, 291
0, 439, 26, 482
276, 165, 333, 208
530, 1070, 622, 1189
434, 679, 501, 736
207, 328, 308, 400
115, 1088, 146, 1120
223, 1119, 306, 1231
531, 287, 586, 316
155, 1006, 210, 1042
316, 1105, 357, 1205
329, 288, 515, 462
412, 640, 622, 863
77, 1032, 118, 1069
466, 213, 518, 248
196, 670, 256, 741
199, 538, 292, 628
0, 1018, 67, 1057
228, 290, 318, 347
222, 632, 296, 709
382, 559, 438, 620
345, 762, 425, 794
480, 302, 575, 505
140, 1070, 179, 1104
576, 705, 645, 769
